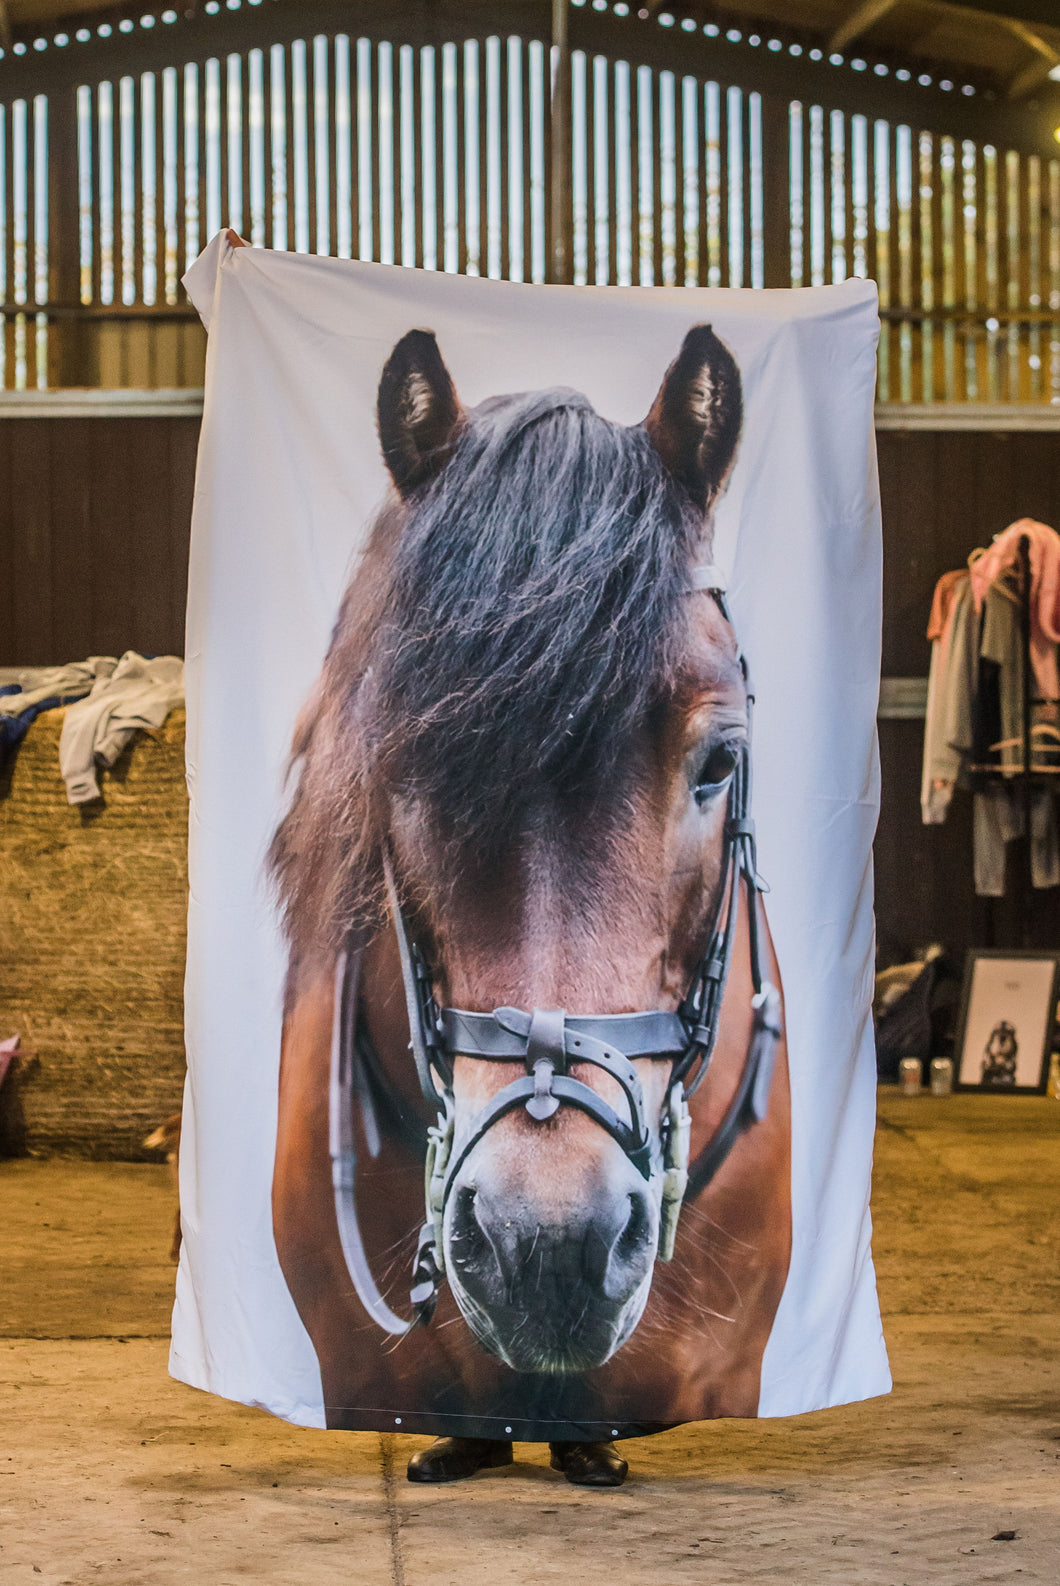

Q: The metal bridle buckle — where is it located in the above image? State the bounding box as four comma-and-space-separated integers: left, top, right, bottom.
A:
524, 1007, 567, 1121
658, 1083, 691, 1263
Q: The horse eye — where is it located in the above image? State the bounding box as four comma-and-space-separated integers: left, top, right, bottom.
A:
694, 742, 739, 802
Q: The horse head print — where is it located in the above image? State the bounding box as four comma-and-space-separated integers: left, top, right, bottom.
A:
271, 325, 791, 1411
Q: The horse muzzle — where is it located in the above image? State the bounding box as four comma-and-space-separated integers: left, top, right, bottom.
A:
442, 1136, 659, 1373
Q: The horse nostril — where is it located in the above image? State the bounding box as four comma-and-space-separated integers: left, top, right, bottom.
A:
447, 1184, 491, 1271
615, 1191, 652, 1266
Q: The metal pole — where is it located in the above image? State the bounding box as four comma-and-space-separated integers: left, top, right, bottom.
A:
550, 0, 570, 285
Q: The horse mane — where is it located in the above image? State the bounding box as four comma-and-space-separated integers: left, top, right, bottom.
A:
269, 385, 708, 972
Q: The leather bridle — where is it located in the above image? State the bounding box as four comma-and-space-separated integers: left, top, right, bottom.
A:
328, 565, 782, 1335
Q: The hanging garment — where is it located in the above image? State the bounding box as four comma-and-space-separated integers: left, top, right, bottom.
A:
921, 574, 976, 823
973, 785, 1060, 896
59, 652, 184, 804
970, 518, 1060, 707
174, 234, 888, 1440
926, 567, 969, 646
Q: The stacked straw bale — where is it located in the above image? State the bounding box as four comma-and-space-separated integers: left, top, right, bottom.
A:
0, 708, 188, 1158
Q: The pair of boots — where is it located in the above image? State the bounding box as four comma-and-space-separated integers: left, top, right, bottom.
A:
407, 1435, 628, 1487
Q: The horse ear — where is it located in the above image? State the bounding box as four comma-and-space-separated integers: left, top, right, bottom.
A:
643, 325, 742, 514
377, 329, 464, 497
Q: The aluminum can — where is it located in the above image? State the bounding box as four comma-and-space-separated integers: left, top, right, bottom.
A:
929, 1058, 954, 1096
898, 1057, 922, 1095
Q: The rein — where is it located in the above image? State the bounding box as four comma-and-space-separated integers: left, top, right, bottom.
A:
328, 566, 782, 1335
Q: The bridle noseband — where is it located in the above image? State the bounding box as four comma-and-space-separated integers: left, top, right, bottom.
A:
328, 565, 782, 1335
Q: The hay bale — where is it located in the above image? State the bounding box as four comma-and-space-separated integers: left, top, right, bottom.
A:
0, 708, 188, 1158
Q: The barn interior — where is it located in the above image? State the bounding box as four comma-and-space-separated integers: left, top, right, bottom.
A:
0, 0, 1058, 1580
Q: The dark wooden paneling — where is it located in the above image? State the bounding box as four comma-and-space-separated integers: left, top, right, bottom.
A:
2, 413, 1059, 957
0, 415, 199, 666
875, 426, 1060, 955
877, 429, 1060, 677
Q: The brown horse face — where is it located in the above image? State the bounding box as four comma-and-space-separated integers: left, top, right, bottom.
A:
377, 327, 747, 1373
389, 593, 748, 1372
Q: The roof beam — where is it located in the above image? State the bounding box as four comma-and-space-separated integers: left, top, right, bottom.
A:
1003, 16, 1060, 99
829, 0, 902, 55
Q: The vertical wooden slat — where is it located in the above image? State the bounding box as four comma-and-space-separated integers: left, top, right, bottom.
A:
719, 84, 732, 287
1027, 155, 1042, 402
127, 76, 141, 307
744, 91, 755, 288
940, 135, 956, 401
110, 78, 124, 334
522, 39, 533, 282
605, 60, 618, 287
761, 94, 790, 289
478, 40, 489, 278
304, 40, 318, 253
389, 42, 402, 267
627, 63, 639, 285
454, 40, 467, 275
22, 102, 36, 388
984, 142, 999, 401
498, 38, 510, 281
429, 43, 443, 272
696, 79, 709, 287
844, 111, 856, 282
217, 53, 230, 236
197, 60, 209, 263
873, 119, 892, 400
328, 37, 339, 258
672, 69, 685, 289
347, 35, 361, 261
583, 50, 595, 285
1, 103, 11, 386
155, 71, 168, 306
240, 51, 252, 245
284, 44, 297, 251
821, 106, 835, 289
650, 70, 662, 287
90, 87, 103, 306
371, 42, 385, 262
412, 44, 424, 269
919, 131, 935, 402
260, 44, 273, 251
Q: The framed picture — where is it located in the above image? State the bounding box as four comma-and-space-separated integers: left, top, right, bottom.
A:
954, 951, 1060, 1095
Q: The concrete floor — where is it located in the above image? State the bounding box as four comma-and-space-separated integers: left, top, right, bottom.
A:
0, 1092, 1058, 1586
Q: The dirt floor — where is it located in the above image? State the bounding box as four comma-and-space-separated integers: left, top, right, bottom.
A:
1, 1091, 1058, 1585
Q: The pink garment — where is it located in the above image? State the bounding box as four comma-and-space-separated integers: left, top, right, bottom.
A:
970, 518, 1060, 704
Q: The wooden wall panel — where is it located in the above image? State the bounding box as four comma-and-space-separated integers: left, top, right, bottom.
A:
2, 413, 1059, 958
876, 425, 1060, 955
0, 415, 199, 666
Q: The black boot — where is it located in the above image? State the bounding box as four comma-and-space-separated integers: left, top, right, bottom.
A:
406, 1436, 514, 1484
549, 1440, 629, 1487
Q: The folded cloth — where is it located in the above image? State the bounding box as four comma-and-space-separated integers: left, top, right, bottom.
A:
59, 652, 184, 804
0, 657, 116, 716
0, 659, 121, 768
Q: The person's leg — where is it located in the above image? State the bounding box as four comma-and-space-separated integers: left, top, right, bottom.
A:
406, 1437, 514, 1483
548, 1441, 628, 1487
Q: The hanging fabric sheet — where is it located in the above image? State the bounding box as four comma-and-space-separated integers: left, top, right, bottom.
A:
176, 235, 889, 1438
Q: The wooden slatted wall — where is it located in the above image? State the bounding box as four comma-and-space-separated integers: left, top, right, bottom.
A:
0, 0, 1056, 396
